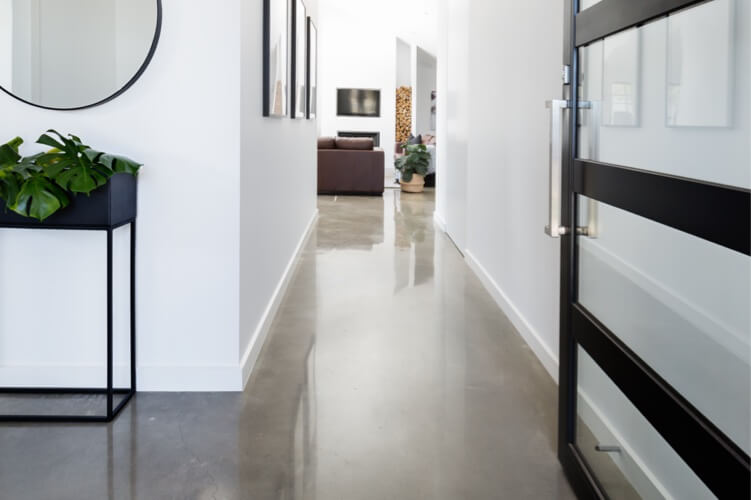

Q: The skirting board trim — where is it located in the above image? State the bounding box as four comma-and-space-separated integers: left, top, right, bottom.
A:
465, 250, 559, 383
0, 360, 244, 393
0, 365, 240, 393
0, 365, 130, 389
239, 209, 319, 388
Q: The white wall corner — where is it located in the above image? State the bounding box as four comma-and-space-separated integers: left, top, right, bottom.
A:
433, 210, 447, 233
464, 250, 559, 383
240, 209, 319, 388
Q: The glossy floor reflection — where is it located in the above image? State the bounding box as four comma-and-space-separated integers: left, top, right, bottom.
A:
0, 190, 574, 499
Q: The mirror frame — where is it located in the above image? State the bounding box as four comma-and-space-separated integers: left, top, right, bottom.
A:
0, 0, 163, 111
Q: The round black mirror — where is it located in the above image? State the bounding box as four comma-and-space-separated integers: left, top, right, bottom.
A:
0, 0, 162, 110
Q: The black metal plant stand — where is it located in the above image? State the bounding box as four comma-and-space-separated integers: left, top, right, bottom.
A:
0, 174, 137, 423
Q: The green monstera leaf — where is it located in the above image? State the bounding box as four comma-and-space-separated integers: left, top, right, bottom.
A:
36, 130, 109, 194
0, 138, 22, 166
11, 175, 70, 221
86, 150, 142, 175
0, 137, 24, 209
0, 171, 20, 209
35, 131, 141, 195
0, 131, 141, 221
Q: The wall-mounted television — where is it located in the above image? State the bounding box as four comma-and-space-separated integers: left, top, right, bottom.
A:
337, 88, 381, 117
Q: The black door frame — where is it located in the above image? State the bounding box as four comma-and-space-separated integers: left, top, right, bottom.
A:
557, 1, 751, 498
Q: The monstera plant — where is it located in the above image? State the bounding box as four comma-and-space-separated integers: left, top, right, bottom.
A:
0, 130, 141, 221
395, 143, 431, 193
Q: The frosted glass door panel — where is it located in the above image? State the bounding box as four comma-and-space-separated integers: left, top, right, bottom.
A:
577, 347, 715, 499
578, 0, 750, 188
577, 196, 751, 454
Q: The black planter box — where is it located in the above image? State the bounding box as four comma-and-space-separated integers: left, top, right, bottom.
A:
0, 173, 137, 229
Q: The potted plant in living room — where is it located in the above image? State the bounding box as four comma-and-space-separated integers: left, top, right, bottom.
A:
0, 130, 141, 224
395, 143, 431, 193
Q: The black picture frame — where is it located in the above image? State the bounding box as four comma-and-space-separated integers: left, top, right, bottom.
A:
306, 17, 317, 120
290, 0, 307, 119
0, 0, 162, 111
263, 0, 289, 118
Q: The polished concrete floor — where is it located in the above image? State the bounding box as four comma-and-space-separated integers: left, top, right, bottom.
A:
0, 190, 575, 499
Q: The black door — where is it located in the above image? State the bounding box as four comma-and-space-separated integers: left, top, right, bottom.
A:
553, 0, 751, 498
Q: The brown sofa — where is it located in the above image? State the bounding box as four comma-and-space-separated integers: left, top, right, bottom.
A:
318, 137, 384, 195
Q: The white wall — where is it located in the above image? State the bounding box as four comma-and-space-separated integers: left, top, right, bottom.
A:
0, 0, 12, 90
396, 38, 411, 88
464, 0, 563, 375
239, 0, 319, 385
435, 0, 470, 251
434, 0, 449, 229
318, 1, 395, 166
0, 0, 319, 392
415, 47, 436, 134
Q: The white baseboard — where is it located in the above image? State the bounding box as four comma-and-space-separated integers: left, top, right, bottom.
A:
0, 364, 244, 392
0, 365, 130, 388
239, 209, 319, 388
464, 250, 559, 382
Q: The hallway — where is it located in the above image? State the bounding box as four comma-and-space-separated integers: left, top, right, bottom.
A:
245, 190, 574, 498
0, 191, 574, 499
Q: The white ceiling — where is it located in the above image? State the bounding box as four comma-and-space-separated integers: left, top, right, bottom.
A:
318, 0, 440, 56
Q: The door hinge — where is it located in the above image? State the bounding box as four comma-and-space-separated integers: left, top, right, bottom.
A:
562, 64, 571, 85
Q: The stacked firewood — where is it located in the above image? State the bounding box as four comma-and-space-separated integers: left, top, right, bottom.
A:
395, 86, 412, 144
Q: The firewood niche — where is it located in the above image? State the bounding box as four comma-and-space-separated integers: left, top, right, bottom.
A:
396, 86, 412, 145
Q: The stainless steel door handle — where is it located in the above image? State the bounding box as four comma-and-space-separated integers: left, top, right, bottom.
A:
545, 99, 599, 239
545, 99, 568, 238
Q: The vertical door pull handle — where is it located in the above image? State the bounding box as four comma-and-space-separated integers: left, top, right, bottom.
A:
545, 99, 599, 239
545, 99, 569, 238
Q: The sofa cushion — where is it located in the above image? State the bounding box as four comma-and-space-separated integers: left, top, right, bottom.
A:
335, 137, 374, 150
318, 137, 336, 149
318, 148, 385, 195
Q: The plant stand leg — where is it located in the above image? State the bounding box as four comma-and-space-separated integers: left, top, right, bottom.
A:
107, 228, 114, 420
130, 220, 137, 394
0, 221, 136, 423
